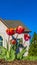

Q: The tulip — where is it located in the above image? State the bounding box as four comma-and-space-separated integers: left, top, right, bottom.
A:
6, 28, 15, 50
11, 39, 16, 45
24, 34, 30, 41
16, 26, 24, 34
6, 28, 10, 35
6, 28, 15, 35
9, 28, 15, 35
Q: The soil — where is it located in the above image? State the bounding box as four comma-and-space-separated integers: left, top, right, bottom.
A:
0, 59, 37, 65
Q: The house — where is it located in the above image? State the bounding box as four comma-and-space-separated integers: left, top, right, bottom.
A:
0, 18, 31, 56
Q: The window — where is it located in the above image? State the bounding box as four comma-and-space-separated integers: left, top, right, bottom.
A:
0, 36, 3, 46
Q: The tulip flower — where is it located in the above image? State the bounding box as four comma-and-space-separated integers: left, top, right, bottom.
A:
11, 39, 16, 45
24, 34, 31, 41
9, 28, 15, 35
6, 28, 15, 50
6, 28, 10, 35
16, 26, 24, 34
6, 28, 15, 35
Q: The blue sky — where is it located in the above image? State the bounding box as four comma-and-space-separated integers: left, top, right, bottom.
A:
0, 0, 37, 36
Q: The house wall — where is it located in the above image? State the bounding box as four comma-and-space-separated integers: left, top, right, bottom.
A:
0, 21, 9, 49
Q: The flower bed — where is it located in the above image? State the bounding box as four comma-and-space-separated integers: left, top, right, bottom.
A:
0, 60, 37, 65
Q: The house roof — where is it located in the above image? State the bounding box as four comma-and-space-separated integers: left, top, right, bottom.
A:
0, 18, 31, 33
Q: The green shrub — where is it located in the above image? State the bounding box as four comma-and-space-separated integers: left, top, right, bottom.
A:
28, 43, 37, 56
28, 32, 37, 56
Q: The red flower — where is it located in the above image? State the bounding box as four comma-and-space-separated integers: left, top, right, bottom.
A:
11, 39, 16, 45
9, 28, 15, 35
24, 34, 31, 41
6, 28, 10, 35
16, 26, 24, 34
6, 28, 15, 35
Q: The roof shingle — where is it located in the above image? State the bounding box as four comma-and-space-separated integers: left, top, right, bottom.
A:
0, 18, 31, 33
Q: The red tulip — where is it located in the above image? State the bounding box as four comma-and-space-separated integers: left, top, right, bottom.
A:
24, 34, 30, 41
16, 26, 24, 34
6, 28, 10, 35
28, 34, 31, 39
11, 39, 16, 45
6, 28, 15, 35
9, 28, 15, 35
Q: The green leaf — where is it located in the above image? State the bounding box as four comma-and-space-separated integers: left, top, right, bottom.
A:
0, 46, 7, 59
9, 47, 15, 61
17, 47, 26, 60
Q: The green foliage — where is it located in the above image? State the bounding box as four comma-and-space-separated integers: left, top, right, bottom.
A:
5, 46, 15, 61
28, 43, 37, 56
28, 32, 37, 56
0, 46, 7, 59
0, 46, 15, 61
0, 45, 37, 61
5, 51, 10, 60
22, 56, 37, 61
17, 47, 26, 60
9, 46, 15, 61
0, 37, 26, 61
31, 32, 37, 43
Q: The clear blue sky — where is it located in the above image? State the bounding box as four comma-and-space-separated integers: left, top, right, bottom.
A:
0, 0, 37, 36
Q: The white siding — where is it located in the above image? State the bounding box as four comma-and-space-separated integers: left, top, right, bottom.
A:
0, 21, 9, 48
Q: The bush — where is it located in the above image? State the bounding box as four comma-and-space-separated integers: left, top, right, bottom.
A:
28, 32, 37, 56
28, 43, 37, 56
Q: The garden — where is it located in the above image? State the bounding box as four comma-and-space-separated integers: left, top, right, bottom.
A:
0, 26, 37, 65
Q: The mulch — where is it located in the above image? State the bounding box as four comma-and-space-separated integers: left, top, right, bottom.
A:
0, 59, 37, 65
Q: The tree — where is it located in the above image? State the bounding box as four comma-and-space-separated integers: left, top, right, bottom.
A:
31, 32, 37, 44
28, 32, 37, 56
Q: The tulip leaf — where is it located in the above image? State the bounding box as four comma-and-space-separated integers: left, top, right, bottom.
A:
9, 46, 15, 61
17, 47, 26, 60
